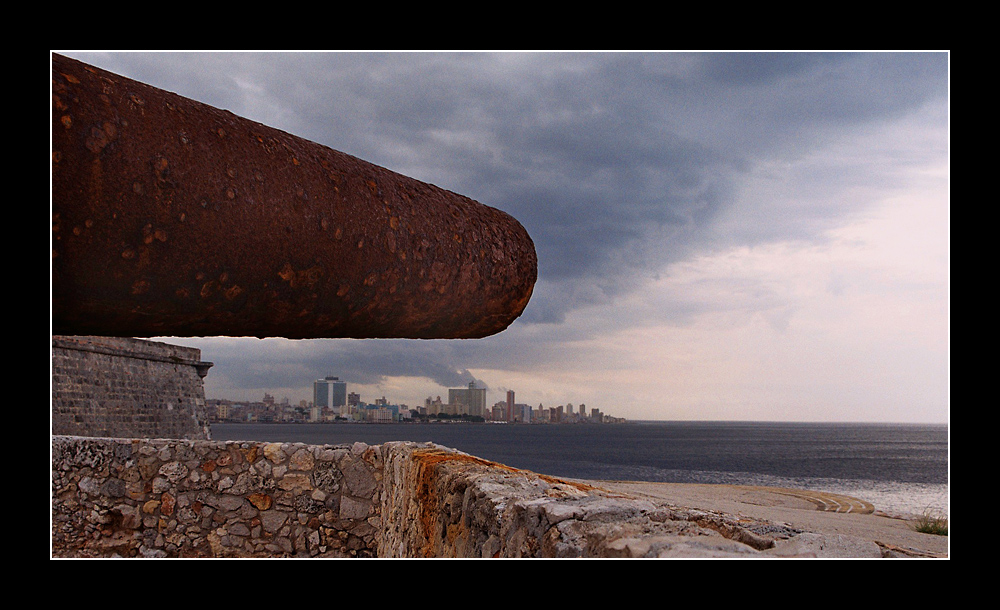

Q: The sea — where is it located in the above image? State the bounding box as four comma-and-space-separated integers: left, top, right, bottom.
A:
211, 420, 949, 518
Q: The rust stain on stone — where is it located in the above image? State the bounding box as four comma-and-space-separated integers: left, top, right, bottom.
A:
161, 492, 176, 517
242, 446, 260, 464
536, 475, 598, 492
247, 493, 273, 510
51, 53, 537, 340
410, 448, 518, 557
408, 448, 599, 557
413, 452, 443, 557
412, 448, 523, 474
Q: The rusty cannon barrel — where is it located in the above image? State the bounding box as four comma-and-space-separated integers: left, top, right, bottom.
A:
51, 54, 536, 340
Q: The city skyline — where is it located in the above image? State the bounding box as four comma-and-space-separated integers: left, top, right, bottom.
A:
59, 51, 950, 424
208, 374, 621, 424
212, 374, 595, 415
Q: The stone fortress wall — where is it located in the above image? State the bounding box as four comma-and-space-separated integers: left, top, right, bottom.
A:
52, 336, 213, 441
50, 336, 899, 558
50, 337, 781, 558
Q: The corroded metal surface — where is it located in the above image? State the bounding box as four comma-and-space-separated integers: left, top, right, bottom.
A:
51, 54, 536, 339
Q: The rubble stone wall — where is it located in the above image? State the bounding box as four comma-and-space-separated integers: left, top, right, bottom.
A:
51, 436, 392, 557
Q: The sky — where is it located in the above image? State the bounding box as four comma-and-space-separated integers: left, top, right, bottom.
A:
54, 51, 950, 423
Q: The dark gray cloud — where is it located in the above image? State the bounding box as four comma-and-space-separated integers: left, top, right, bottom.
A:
57, 51, 949, 402
181, 338, 488, 395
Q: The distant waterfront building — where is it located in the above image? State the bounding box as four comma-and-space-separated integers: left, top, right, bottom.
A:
314, 376, 347, 415
449, 382, 487, 418
506, 390, 515, 423
362, 404, 395, 423
425, 396, 444, 415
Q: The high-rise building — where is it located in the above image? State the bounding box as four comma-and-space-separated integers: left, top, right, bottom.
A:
449, 381, 487, 418
506, 389, 515, 423
314, 376, 347, 415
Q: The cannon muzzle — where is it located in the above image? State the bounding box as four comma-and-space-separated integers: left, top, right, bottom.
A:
52, 53, 536, 339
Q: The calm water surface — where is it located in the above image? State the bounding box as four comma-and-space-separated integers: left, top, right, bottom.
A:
211, 420, 948, 517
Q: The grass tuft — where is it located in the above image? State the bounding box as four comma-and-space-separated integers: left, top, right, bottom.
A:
913, 509, 948, 536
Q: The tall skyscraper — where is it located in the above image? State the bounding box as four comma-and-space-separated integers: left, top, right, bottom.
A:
314, 376, 347, 414
449, 381, 487, 418
506, 389, 515, 423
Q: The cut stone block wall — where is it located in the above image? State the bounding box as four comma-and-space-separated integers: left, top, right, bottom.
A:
51, 336, 212, 441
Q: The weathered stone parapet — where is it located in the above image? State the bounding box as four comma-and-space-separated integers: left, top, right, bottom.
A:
51, 336, 213, 441
377, 444, 776, 558
52, 435, 794, 558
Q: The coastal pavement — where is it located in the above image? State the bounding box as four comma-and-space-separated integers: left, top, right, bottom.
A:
586, 480, 948, 558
